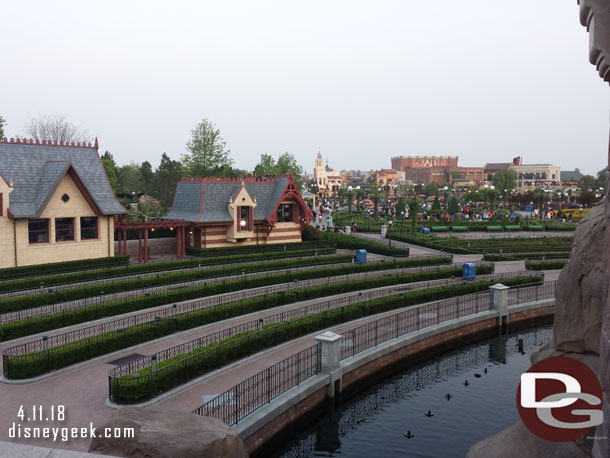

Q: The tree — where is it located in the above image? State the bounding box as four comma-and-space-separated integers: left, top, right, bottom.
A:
421, 183, 438, 197
253, 152, 305, 189
140, 161, 154, 194
101, 151, 116, 167
117, 163, 144, 196
102, 159, 119, 193
253, 154, 276, 176
185, 119, 233, 178
492, 169, 517, 194
276, 153, 305, 188
448, 197, 459, 215
23, 114, 92, 143
0, 116, 6, 139
153, 153, 184, 210
408, 199, 419, 236
580, 174, 596, 191
431, 195, 441, 211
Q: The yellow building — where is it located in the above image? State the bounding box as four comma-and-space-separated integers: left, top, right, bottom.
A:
0, 138, 126, 268
313, 152, 343, 197
163, 172, 312, 248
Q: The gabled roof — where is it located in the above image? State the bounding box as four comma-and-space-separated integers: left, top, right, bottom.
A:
165, 174, 311, 224
561, 171, 584, 181
0, 138, 126, 217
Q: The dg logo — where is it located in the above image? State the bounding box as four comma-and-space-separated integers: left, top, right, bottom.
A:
517, 356, 604, 442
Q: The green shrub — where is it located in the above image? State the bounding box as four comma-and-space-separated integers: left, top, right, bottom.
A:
108, 274, 539, 403
302, 226, 323, 241
1, 256, 457, 342
483, 251, 571, 261
0, 256, 129, 281
0, 248, 336, 294
185, 241, 330, 257
321, 231, 409, 256
0, 254, 350, 312
526, 259, 569, 270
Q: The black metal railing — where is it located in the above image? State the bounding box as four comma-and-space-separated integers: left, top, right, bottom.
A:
0, 257, 461, 326
192, 344, 321, 426
192, 280, 554, 426
3, 261, 503, 369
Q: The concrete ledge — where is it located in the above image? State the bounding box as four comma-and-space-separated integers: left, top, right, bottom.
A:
234, 373, 328, 447
0, 441, 121, 457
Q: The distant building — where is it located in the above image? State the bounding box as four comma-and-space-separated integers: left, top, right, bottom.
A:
164, 172, 311, 248
373, 169, 400, 186
512, 164, 561, 189
0, 138, 126, 268
483, 163, 513, 182
391, 156, 483, 186
313, 151, 343, 197
561, 170, 584, 186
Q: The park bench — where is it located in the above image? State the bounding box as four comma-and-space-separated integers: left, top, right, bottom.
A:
528, 225, 544, 231
504, 225, 521, 231
431, 226, 449, 232
486, 225, 503, 231
451, 226, 468, 232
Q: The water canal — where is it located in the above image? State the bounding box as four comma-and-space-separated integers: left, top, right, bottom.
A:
269, 324, 552, 458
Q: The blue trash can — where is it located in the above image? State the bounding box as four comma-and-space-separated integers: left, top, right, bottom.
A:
356, 249, 367, 264
462, 263, 476, 281
421, 227, 431, 235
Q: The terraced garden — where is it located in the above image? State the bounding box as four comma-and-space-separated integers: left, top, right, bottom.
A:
0, 234, 558, 430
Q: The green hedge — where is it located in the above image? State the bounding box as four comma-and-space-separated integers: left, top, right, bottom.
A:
388, 233, 573, 255
334, 211, 577, 233
526, 259, 569, 270
0, 256, 129, 281
109, 275, 539, 403
185, 241, 332, 257
0, 256, 456, 342
0, 254, 352, 312
4, 262, 473, 379
0, 247, 336, 294
320, 231, 409, 256
483, 251, 571, 261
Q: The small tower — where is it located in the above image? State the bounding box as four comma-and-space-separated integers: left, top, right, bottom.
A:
314, 151, 324, 180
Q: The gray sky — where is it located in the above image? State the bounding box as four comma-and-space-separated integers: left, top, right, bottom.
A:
1, 0, 608, 176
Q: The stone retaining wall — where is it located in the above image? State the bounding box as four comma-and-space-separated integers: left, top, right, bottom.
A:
238, 301, 555, 456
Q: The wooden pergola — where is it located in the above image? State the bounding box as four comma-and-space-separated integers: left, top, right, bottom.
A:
114, 218, 188, 261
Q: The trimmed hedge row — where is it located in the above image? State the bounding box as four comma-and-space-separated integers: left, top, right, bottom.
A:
110, 275, 539, 403
334, 211, 577, 233
388, 233, 573, 255
0, 247, 337, 294
185, 241, 333, 257
0, 254, 352, 312
0, 256, 129, 281
483, 251, 571, 261
4, 263, 470, 379
320, 231, 409, 256
0, 256, 456, 342
526, 259, 569, 270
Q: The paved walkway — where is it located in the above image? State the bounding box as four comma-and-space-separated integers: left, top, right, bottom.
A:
0, 262, 558, 453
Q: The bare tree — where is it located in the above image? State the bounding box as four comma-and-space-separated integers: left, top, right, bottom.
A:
23, 114, 92, 143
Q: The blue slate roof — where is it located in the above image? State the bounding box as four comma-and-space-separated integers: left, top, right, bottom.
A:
0, 141, 126, 217
165, 177, 291, 223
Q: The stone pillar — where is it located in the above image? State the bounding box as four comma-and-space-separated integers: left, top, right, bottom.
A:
316, 331, 343, 398
490, 283, 509, 327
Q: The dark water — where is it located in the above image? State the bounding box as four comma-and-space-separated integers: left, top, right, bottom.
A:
270, 326, 553, 458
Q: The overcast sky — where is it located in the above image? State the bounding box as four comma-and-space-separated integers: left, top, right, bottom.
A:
1, 0, 608, 176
